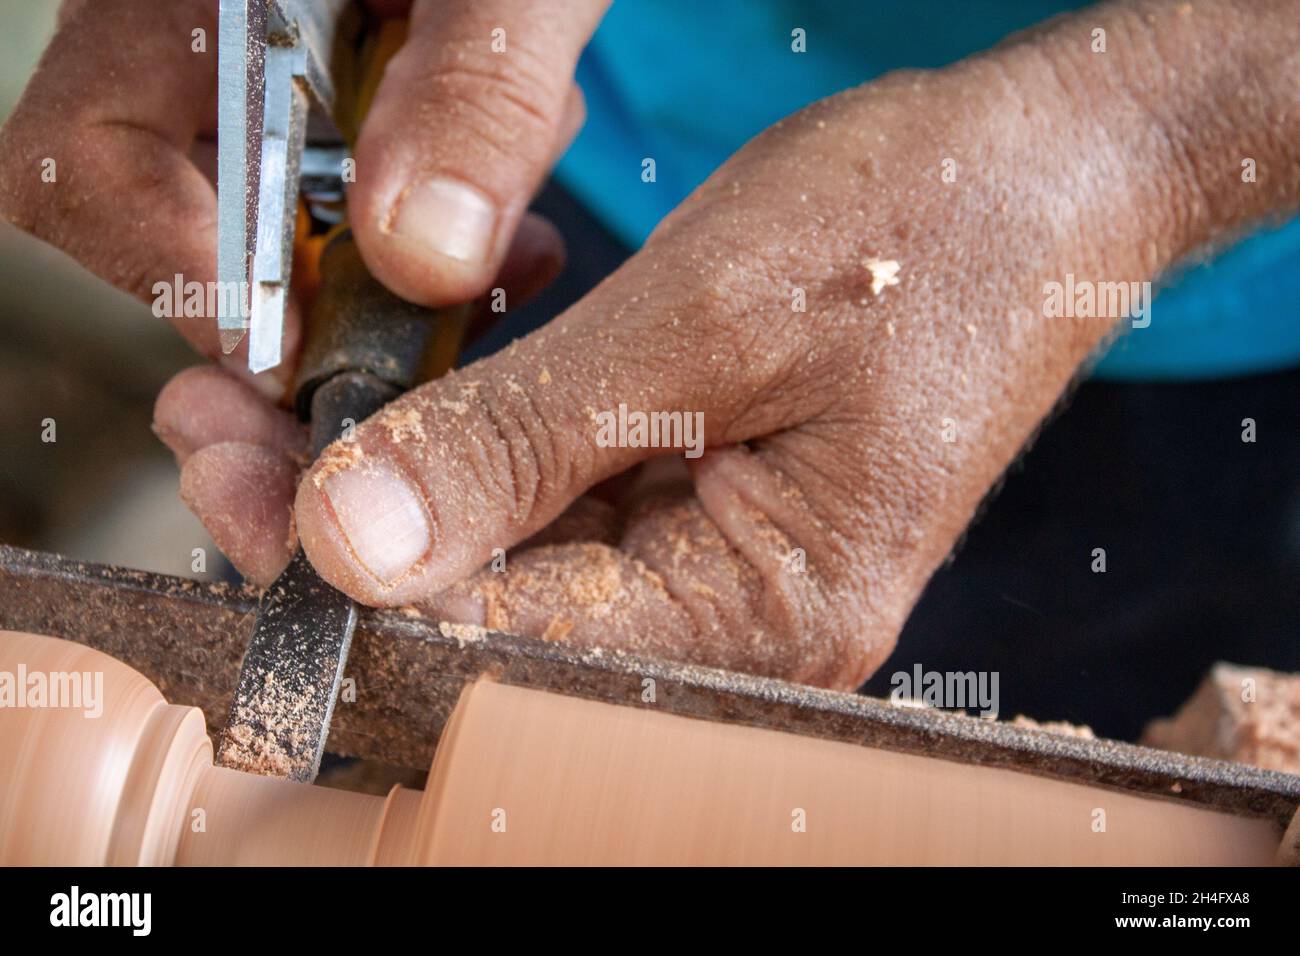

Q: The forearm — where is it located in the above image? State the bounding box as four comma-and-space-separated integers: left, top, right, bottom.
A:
1005, 0, 1300, 274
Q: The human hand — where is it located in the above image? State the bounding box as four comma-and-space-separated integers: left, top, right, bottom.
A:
6, 1, 1296, 690
0, 0, 609, 581
288, 0, 1300, 688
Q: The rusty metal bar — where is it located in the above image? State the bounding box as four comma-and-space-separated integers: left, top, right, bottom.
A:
1, 543, 1297, 826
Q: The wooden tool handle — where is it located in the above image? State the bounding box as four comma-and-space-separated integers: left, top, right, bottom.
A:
291, 230, 469, 427
292, 14, 468, 429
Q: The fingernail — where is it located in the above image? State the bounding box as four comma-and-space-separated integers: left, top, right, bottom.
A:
151, 420, 193, 463
246, 370, 287, 402
219, 355, 285, 402
388, 177, 497, 263
322, 461, 431, 585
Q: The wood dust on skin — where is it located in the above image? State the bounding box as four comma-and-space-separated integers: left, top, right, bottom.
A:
293, 232, 904, 687
298, 245, 897, 684
376, 406, 426, 445
863, 257, 901, 296
421, 490, 835, 682
311, 441, 365, 490
440, 542, 672, 650
361, 377, 854, 685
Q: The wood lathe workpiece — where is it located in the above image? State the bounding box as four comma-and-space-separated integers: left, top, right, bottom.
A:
0, 630, 1286, 865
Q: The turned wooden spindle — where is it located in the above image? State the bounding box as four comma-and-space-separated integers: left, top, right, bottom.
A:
0, 629, 419, 865
0, 630, 1286, 865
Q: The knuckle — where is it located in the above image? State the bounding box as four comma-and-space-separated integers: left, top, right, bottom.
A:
754, 551, 873, 689
464, 383, 563, 533
414, 46, 566, 163
641, 198, 813, 378
0, 121, 55, 233
665, 246, 804, 405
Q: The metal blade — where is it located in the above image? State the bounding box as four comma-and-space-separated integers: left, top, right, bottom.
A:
216, 0, 264, 347
248, 41, 308, 374
214, 372, 397, 781
216, 0, 348, 373
215, 549, 356, 782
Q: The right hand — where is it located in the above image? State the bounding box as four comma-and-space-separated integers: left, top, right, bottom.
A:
0, 0, 609, 583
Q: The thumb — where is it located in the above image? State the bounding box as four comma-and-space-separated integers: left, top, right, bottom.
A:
292, 284, 775, 607
350, 0, 606, 306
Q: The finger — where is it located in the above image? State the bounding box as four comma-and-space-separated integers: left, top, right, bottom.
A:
0, 0, 295, 393
462, 211, 565, 345
423, 441, 887, 690
426, 541, 694, 649
153, 365, 307, 465
550, 83, 587, 166
349, 0, 606, 306
292, 258, 793, 607
514, 495, 619, 550
492, 211, 565, 307
179, 442, 299, 586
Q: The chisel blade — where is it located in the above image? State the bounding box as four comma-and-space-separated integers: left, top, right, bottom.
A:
215, 549, 356, 781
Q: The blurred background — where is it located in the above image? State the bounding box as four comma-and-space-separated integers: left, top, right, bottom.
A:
0, 0, 218, 579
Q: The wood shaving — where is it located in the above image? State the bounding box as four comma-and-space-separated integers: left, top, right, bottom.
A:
437, 621, 490, 647
864, 257, 901, 296
378, 407, 426, 444
311, 442, 364, 488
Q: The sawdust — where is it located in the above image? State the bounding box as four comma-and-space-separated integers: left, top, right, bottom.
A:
484, 591, 510, 632
377, 406, 426, 444
440, 542, 676, 659
1011, 715, 1095, 739
864, 257, 900, 296
311, 441, 364, 488
220, 671, 317, 778
1143, 663, 1300, 773
283, 504, 297, 554
438, 621, 490, 647
541, 617, 575, 642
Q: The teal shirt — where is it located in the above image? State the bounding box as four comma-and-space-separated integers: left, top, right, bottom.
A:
554, 0, 1300, 380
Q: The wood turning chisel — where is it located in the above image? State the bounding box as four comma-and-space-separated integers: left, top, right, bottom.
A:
214, 2, 470, 781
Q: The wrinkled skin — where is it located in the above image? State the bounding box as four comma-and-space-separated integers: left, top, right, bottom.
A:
2, 0, 1297, 688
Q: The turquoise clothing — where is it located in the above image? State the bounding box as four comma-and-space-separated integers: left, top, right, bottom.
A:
553, 0, 1300, 380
